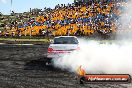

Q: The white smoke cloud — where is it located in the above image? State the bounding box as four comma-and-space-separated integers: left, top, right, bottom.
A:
116, 0, 132, 39
53, 0, 132, 75
0, 0, 7, 4
53, 39, 132, 75
119, 1, 132, 29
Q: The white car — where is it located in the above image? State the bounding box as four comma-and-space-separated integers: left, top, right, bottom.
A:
46, 36, 80, 65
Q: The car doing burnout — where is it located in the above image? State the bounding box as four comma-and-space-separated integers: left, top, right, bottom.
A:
46, 36, 80, 65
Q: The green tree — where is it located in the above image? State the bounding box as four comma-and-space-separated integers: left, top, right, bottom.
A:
0, 12, 2, 16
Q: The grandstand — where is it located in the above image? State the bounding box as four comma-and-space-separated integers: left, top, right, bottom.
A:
0, 0, 125, 37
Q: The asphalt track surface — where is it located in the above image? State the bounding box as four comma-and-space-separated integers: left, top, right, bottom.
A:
0, 44, 131, 88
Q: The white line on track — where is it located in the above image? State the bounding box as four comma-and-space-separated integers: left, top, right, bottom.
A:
0, 43, 6, 45
0, 43, 34, 45
13, 44, 34, 45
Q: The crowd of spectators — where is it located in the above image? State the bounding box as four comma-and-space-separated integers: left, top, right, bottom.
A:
1, 0, 127, 37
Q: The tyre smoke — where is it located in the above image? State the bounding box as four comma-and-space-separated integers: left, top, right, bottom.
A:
116, 0, 132, 39
53, 1, 132, 75
53, 39, 132, 75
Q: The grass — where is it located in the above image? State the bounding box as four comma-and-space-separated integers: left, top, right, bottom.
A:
0, 38, 49, 41
0, 37, 53, 44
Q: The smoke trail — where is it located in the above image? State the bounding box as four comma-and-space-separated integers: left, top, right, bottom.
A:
53, 39, 132, 75
116, 0, 132, 39
53, 1, 132, 75
119, 1, 132, 30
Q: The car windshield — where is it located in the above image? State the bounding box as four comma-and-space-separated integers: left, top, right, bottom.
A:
53, 37, 78, 44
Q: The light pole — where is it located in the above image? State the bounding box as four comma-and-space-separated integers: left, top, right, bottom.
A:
10, 0, 13, 15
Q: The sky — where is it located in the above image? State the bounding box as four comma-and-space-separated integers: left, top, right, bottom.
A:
0, 0, 74, 15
